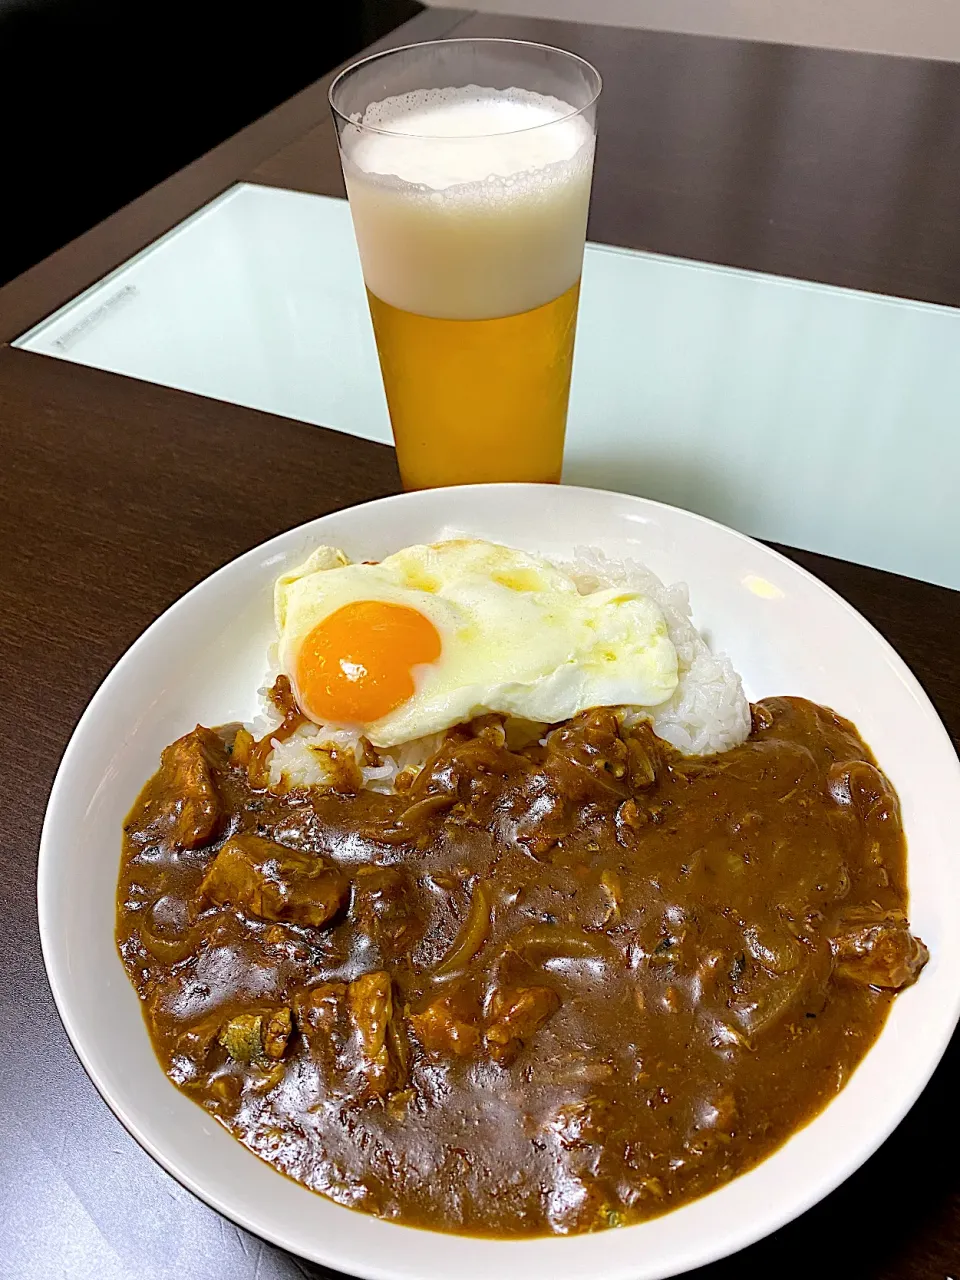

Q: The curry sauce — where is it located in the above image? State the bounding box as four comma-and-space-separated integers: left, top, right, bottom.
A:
116, 694, 927, 1236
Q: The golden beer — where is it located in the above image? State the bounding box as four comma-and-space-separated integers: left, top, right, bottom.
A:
367, 281, 581, 489
330, 45, 600, 489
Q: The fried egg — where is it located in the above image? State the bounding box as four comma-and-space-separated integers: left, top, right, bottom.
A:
274, 539, 679, 747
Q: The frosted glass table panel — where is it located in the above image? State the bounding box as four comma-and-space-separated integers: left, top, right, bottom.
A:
16, 182, 960, 589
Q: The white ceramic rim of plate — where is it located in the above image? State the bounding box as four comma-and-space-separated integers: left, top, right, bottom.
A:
38, 483, 960, 1280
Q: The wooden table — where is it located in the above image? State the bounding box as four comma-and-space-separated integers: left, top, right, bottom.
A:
1, 10, 958, 1279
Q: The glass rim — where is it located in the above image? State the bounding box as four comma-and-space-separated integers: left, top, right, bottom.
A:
328, 37, 602, 141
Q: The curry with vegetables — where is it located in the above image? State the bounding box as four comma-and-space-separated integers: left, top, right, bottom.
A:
117, 688, 927, 1236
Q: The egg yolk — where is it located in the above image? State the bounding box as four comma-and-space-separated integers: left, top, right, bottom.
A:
295, 600, 442, 725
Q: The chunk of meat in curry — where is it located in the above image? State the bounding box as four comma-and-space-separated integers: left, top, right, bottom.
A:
199, 832, 348, 928
117, 695, 927, 1237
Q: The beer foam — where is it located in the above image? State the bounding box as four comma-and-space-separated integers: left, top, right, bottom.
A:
340, 86, 595, 320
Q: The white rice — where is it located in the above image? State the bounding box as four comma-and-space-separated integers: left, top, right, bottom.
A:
563, 547, 751, 756
252, 546, 750, 793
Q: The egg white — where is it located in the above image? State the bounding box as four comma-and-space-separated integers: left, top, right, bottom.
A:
274, 539, 679, 747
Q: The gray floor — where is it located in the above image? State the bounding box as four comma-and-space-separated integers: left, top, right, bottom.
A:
426, 0, 960, 60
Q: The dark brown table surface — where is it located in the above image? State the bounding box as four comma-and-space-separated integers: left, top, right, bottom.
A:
1, 9, 958, 1279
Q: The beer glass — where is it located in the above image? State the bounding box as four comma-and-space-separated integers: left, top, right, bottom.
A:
330, 39, 601, 490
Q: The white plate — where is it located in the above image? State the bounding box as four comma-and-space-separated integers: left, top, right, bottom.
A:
38, 484, 960, 1280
